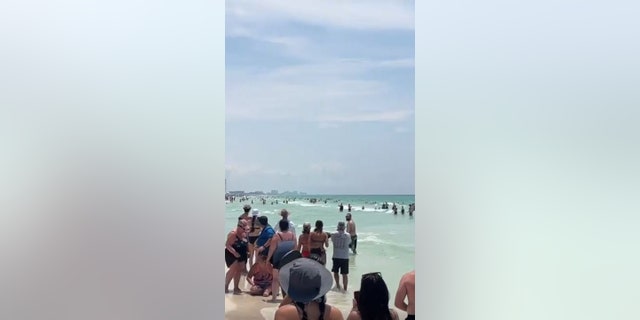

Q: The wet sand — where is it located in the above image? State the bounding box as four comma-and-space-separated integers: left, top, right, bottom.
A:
224, 264, 407, 320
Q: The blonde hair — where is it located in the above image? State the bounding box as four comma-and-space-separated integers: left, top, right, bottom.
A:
302, 222, 311, 234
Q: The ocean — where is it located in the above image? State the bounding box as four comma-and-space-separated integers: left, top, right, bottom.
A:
225, 194, 414, 315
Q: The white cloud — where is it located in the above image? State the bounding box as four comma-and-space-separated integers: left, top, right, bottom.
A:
225, 162, 263, 176
319, 110, 414, 123
227, 0, 414, 31
226, 58, 414, 123
225, 0, 415, 194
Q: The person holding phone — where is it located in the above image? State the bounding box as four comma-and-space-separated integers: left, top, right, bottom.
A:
347, 272, 399, 320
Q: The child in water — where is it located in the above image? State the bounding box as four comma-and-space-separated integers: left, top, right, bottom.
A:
247, 254, 273, 297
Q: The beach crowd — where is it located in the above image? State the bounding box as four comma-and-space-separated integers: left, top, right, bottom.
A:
225, 204, 416, 320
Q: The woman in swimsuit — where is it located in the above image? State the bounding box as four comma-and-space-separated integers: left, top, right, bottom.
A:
267, 219, 298, 302
247, 209, 263, 266
297, 222, 312, 258
247, 254, 273, 297
225, 219, 249, 294
309, 220, 329, 265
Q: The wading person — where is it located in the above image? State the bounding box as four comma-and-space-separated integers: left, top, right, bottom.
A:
309, 220, 329, 265
345, 213, 358, 254
330, 221, 351, 291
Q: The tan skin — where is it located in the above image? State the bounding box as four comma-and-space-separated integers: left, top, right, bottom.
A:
246, 256, 273, 297
394, 270, 415, 315
225, 220, 249, 293
297, 233, 311, 254
266, 228, 297, 302
346, 215, 357, 236
309, 228, 329, 264
296, 225, 312, 255
247, 215, 262, 265
238, 212, 252, 272
275, 301, 344, 320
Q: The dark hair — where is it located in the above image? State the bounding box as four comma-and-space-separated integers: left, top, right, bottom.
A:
243, 204, 251, 213
357, 273, 393, 320
294, 296, 326, 320
314, 220, 323, 232
279, 219, 289, 231
302, 223, 311, 234
258, 216, 268, 226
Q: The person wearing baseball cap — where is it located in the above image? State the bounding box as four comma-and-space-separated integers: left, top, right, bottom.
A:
330, 221, 352, 292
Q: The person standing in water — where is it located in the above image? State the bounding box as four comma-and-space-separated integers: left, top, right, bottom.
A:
275, 209, 296, 237
330, 221, 351, 292
339, 203, 344, 212
309, 220, 329, 265
296, 222, 312, 258
345, 213, 358, 254
394, 270, 415, 320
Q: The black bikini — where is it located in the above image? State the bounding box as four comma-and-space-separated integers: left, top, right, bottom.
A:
224, 234, 248, 267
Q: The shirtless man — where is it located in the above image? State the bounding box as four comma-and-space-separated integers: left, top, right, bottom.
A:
345, 213, 357, 254
394, 270, 415, 320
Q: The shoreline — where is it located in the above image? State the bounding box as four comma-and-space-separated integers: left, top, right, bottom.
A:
224, 264, 408, 320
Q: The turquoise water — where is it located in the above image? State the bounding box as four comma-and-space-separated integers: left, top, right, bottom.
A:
225, 194, 414, 313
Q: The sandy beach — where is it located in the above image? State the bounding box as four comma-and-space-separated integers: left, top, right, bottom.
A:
225, 264, 408, 320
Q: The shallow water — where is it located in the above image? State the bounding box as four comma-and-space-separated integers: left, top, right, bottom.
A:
225, 194, 415, 315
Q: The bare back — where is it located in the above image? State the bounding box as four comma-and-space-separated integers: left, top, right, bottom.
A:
297, 233, 311, 252
346, 220, 356, 236
309, 231, 328, 249
394, 270, 415, 315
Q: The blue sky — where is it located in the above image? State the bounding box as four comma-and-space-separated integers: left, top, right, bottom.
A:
225, 0, 415, 195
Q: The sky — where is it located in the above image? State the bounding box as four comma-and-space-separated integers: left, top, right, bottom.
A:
225, 0, 415, 195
